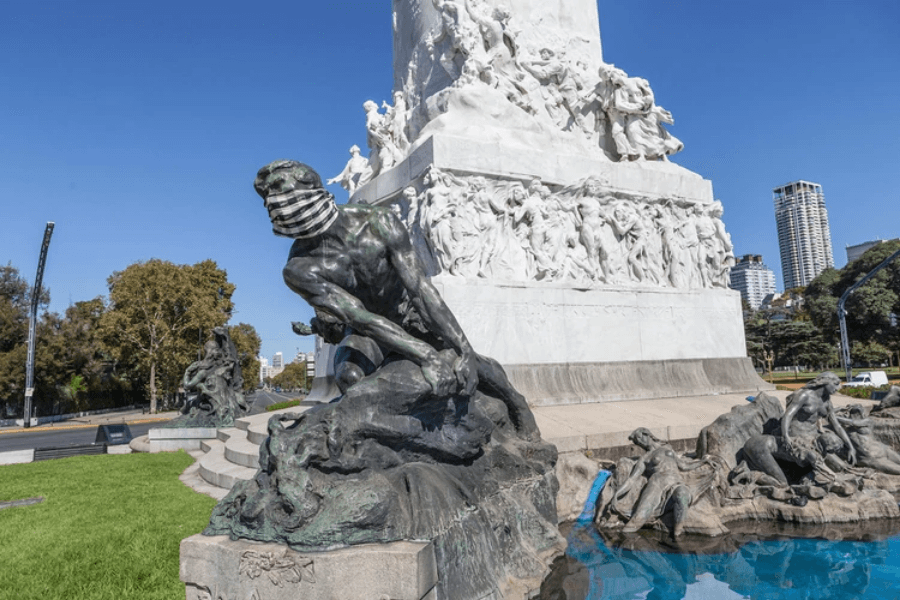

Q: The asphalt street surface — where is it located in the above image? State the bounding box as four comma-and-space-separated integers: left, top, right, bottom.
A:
0, 420, 162, 452
0, 389, 304, 453
248, 389, 303, 413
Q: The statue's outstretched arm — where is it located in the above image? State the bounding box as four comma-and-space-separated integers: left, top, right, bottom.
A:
283, 261, 433, 364
828, 407, 857, 465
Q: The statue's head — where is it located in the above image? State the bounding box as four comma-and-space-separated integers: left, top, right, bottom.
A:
628, 427, 662, 450
509, 182, 526, 203
526, 178, 550, 200
539, 48, 554, 61
363, 100, 379, 113
402, 186, 418, 202
254, 160, 338, 240
806, 371, 841, 394
349, 144, 361, 155
203, 340, 218, 357
581, 176, 605, 198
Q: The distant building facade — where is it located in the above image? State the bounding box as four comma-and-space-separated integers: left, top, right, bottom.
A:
258, 357, 269, 383
846, 239, 898, 265
294, 351, 316, 381
773, 180, 834, 290
729, 254, 776, 310
260, 353, 285, 382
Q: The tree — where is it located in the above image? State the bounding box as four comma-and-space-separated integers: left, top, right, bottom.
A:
744, 301, 837, 373
101, 259, 234, 413
61, 374, 88, 409
806, 239, 900, 367
271, 361, 309, 391
851, 340, 891, 368
228, 323, 262, 392
0, 264, 49, 416
39, 297, 139, 413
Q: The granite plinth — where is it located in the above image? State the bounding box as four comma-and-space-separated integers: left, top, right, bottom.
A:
181, 534, 437, 600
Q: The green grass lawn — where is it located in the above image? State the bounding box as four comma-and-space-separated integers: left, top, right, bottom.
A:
0, 452, 217, 600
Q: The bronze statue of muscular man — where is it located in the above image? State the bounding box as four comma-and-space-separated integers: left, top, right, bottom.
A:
254, 159, 538, 462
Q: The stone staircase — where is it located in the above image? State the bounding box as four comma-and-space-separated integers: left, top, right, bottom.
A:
181, 407, 305, 500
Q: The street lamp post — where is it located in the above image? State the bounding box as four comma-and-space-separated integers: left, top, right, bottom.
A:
764, 349, 775, 385
23, 222, 55, 428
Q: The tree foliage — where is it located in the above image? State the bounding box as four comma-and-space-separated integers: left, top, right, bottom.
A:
806, 239, 900, 366
0, 264, 50, 416
228, 323, 262, 392
0, 259, 265, 417
271, 361, 309, 391
101, 259, 235, 413
744, 312, 837, 371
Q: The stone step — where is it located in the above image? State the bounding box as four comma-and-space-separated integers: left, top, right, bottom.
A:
198, 439, 256, 490
246, 417, 270, 446
216, 427, 238, 443
179, 450, 229, 501
223, 429, 261, 469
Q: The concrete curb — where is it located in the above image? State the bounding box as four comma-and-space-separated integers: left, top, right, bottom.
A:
0, 449, 35, 465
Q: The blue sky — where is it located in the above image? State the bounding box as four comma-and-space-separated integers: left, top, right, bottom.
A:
2, 1, 898, 364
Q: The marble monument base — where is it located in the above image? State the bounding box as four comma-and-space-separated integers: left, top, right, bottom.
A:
181, 535, 437, 600
146, 427, 218, 452
431, 278, 772, 405
353, 132, 713, 206
506, 357, 769, 406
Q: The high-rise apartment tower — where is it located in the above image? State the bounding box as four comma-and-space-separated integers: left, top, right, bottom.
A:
773, 180, 834, 290
729, 254, 776, 310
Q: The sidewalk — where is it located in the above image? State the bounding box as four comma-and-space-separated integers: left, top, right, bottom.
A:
532, 390, 879, 456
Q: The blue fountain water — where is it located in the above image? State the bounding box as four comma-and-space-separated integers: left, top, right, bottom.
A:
562, 524, 900, 600
558, 472, 900, 599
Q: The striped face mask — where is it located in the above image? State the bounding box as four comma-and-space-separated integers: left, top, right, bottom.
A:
263, 187, 339, 239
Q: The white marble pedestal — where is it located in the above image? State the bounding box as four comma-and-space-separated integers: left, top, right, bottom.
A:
432, 277, 771, 404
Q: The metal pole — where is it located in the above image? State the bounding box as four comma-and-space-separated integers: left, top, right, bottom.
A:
23, 222, 55, 428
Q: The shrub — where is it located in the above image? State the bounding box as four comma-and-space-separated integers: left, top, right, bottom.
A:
838, 384, 892, 400
266, 399, 302, 411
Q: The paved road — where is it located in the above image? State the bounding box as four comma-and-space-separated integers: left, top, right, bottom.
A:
0, 390, 305, 454
0, 419, 166, 453
248, 389, 304, 413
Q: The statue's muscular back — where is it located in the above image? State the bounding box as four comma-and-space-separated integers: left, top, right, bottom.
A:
285, 204, 409, 324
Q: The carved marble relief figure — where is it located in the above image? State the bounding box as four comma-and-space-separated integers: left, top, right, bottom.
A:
392, 168, 734, 289
327, 0, 687, 190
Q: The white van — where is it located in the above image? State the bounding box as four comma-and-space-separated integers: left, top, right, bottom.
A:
844, 371, 890, 388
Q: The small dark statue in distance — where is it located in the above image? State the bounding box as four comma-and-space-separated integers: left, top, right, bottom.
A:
164, 326, 249, 428
204, 161, 564, 600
